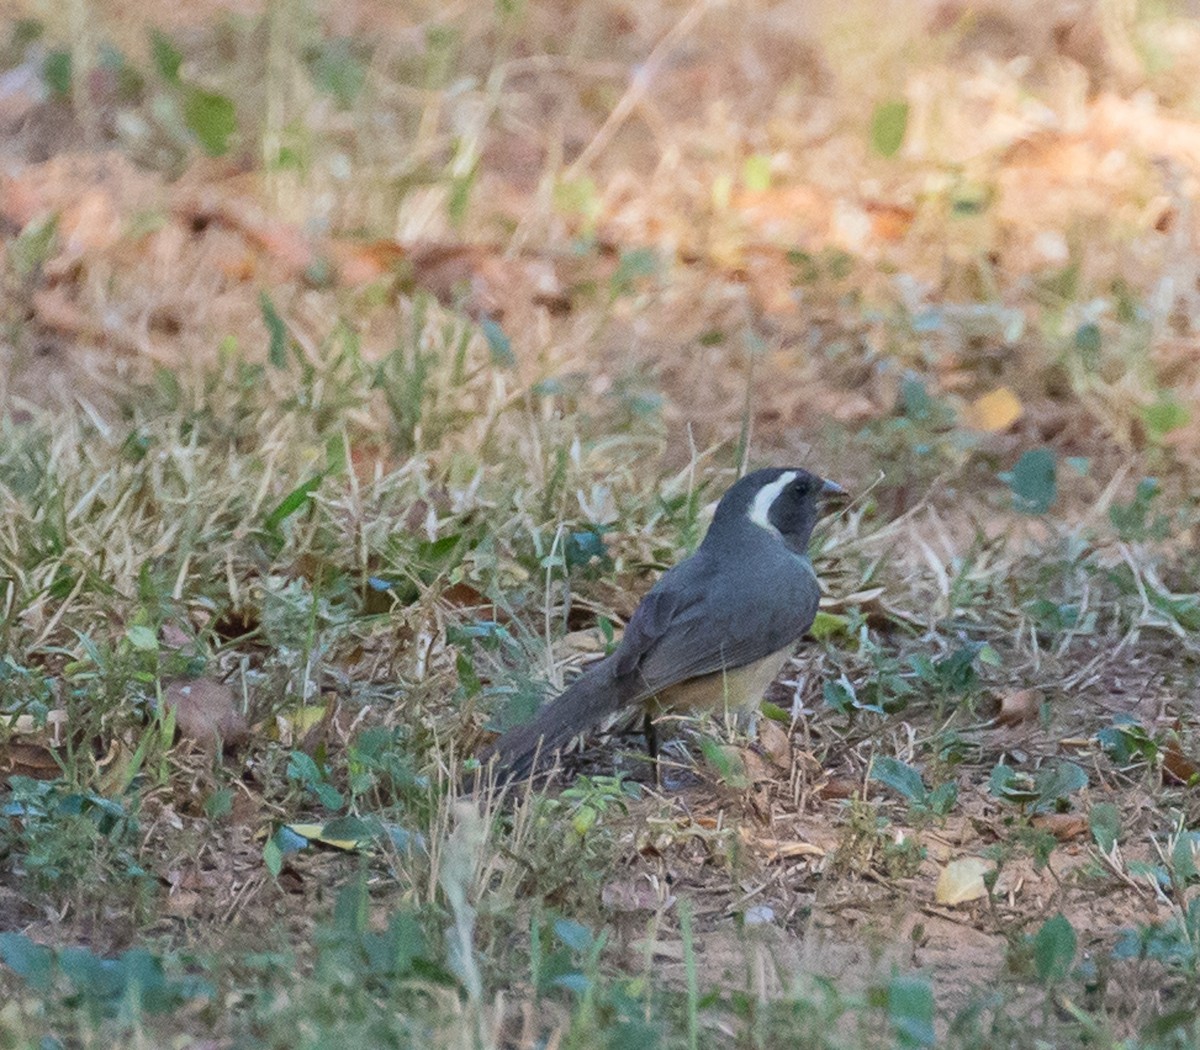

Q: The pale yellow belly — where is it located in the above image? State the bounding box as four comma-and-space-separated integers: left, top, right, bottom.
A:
645, 648, 792, 720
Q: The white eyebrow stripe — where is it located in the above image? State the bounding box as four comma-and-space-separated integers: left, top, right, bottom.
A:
747, 471, 798, 534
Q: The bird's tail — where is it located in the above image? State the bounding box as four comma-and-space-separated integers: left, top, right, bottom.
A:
481, 654, 634, 780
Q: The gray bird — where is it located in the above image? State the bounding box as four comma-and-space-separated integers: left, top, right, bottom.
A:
483, 467, 844, 779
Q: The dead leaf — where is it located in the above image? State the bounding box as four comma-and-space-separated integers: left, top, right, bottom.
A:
757, 718, 793, 769
174, 193, 315, 274
327, 238, 407, 285
741, 829, 826, 863
165, 677, 249, 749
736, 746, 772, 784
1031, 813, 1088, 841
1162, 741, 1199, 785
996, 688, 1043, 727
865, 200, 916, 242
441, 582, 509, 623
230, 787, 264, 826
0, 740, 61, 780
404, 242, 498, 315
816, 777, 858, 800
935, 857, 991, 905
1058, 737, 1093, 751
966, 387, 1023, 432
1, 708, 71, 781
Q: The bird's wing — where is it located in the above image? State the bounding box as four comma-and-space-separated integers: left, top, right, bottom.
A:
614, 579, 695, 677
616, 554, 819, 695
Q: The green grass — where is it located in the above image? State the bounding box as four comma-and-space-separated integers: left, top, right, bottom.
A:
4, 1, 1200, 1046
0, 301, 1196, 1048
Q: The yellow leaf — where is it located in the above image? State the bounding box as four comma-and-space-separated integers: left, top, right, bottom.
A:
285, 823, 367, 852
273, 704, 328, 744
967, 387, 1022, 432
935, 857, 991, 905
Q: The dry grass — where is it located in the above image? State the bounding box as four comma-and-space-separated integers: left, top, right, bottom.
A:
1, 0, 1200, 1047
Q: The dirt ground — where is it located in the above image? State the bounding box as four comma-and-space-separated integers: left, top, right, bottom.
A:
2, 1, 1200, 1043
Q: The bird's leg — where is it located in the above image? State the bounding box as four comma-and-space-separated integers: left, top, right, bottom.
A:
643, 710, 660, 784
741, 706, 761, 742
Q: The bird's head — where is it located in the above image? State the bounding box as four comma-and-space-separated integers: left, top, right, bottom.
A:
709, 467, 846, 556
